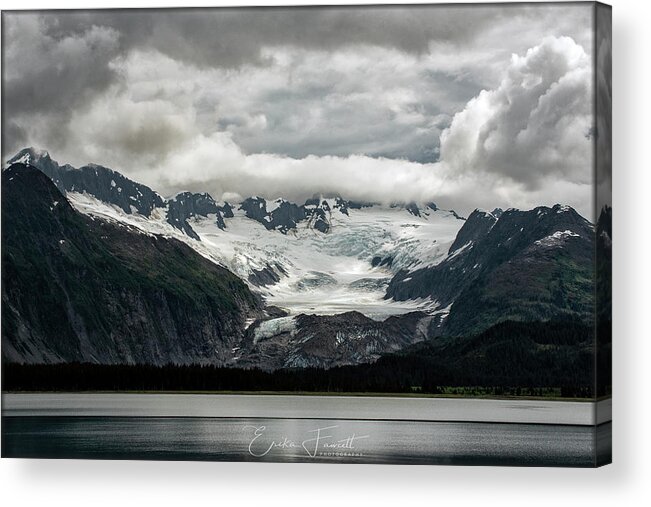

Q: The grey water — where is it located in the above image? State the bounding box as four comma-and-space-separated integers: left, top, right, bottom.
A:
1, 394, 611, 466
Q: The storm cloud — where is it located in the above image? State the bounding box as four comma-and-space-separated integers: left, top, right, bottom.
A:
2, 4, 597, 217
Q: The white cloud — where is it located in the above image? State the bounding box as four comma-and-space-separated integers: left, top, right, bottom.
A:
438, 36, 593, 189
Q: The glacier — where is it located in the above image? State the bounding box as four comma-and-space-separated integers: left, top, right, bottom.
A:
66, 192, 464, 320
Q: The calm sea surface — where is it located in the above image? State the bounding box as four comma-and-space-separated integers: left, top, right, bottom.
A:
2, 394, 611, 466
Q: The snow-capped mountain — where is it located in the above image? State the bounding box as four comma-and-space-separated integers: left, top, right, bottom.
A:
7, 148, 165, 217
1, 161, 445, 369
4, 148, 597, 359
387, 205, 596, 336
8, 148, 467, 321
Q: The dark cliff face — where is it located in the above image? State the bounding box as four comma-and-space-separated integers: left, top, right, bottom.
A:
308, 204, 330, 233
387, 205, 595, 336
166, 192, 233, 240
240, 196, 337, 234
240, 196, 308, 233
235, 311, 432, 371
1, 164, 264, 365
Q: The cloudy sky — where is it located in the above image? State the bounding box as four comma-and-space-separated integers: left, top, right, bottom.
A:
2, 4, 597, 217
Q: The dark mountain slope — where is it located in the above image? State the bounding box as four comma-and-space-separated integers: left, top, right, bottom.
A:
387, 205, 595, 336
376, 318, 595, 393
596, 205, 612, 395
596, 205, 612, 324
1, 164, 263, 365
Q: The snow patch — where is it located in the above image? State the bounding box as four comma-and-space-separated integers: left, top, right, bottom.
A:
12, 153, 31, 165
535, 229, 580, 247
266, 198, 285, 213
253, 316, 297, 344
448, 241, 473, 259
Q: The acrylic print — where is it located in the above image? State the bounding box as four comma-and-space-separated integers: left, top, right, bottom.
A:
1, 2, 612, 466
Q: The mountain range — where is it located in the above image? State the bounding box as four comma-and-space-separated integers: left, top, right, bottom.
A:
2, 148, 603, 372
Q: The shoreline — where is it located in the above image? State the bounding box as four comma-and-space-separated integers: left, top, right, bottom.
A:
1, 390, 608, 402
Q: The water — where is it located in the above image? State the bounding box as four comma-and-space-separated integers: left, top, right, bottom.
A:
2, 394, 610, 466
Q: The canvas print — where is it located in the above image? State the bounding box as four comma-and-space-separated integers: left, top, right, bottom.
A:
1, 2, 611, 466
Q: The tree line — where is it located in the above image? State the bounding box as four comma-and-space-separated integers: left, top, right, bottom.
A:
2, 319, 608, 398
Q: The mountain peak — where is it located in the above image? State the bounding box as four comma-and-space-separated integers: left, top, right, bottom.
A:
448, 208, 499, 254
5, 147, 51, 169
2, 162, 73, 216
